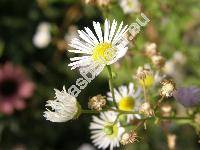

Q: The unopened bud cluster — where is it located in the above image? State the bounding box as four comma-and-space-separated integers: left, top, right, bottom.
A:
88, 95, 106, 111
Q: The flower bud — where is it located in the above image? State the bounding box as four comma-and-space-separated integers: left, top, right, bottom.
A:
139, 102, 154, 116
151, 55, 165, 68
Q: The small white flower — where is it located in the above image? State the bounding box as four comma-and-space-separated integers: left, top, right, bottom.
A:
68, 19, 128, 76
107, 83, 143, 122
90, 111, 124, 150
43, 86, 79, 122
119, 0, 141, 14
33, 22, 51, 48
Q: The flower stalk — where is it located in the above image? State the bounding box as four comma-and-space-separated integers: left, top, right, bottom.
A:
106, 65, 118, 109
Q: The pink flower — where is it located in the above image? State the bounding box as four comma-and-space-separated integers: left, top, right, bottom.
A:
0, 63, 35, 115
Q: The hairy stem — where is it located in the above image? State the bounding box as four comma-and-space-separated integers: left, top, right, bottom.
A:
154, 95, 165, 111
142, 80, 148, 102
106, 65, 118, 109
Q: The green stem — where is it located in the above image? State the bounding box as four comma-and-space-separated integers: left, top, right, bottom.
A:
142, 80, 148, 102
154, 96, 165, 111
109, 108, 139, 114
106, 65, 118, 109
81, 109, 193, 121
113, 113, 121, 124
82, 110, 99, 114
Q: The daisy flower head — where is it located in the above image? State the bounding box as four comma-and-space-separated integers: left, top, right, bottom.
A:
107, 83, 143, 122
90, 111, 124, 150
68, 19, 129, 76
43, 86, 80, 122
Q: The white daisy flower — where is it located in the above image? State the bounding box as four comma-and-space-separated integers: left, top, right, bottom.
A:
107, 83, 143, 122
68, 19, 129, 76
90, 111, 124, 150
119, 0, 141, 14
43, 86, 80, 122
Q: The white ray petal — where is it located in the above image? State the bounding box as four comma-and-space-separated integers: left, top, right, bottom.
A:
93, 21, 103, 43
108, 20, 117, 42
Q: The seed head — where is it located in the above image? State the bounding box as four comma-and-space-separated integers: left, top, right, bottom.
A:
120, 130, 139, 145
160, 79, 176, 97
88, 95, 106, 111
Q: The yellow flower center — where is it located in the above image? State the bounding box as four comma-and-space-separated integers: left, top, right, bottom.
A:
92, 43, 116, 64
103, 124, 118, 139
118, 96, 135, 111
139, 74, 154, 88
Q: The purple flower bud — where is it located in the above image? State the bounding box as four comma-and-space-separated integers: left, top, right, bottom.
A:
173, 87, 200, 107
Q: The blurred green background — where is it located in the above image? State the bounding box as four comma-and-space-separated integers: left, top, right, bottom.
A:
0, 0, 199, 149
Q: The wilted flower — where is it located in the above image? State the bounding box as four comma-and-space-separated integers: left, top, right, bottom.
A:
107, 83, 143, 122
160, 79, 176, 97
0, 63, 35, 115
173, 87, 200, 107
33, 22, 51, 49
68, 19, 128, 76
119, 0, 141, 14
136, 65, 154, 88
120, 130, 139, 145
151, 55, 165, 68
144, 42, 158, 57
0, 63, 35, 114
139, 102, 154, 116
90, 111, 124, 150
88, 94, 106, 111
43, 86, 81, 122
